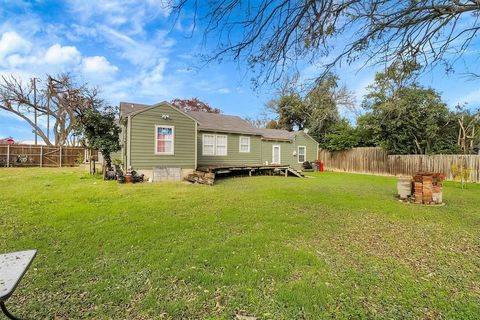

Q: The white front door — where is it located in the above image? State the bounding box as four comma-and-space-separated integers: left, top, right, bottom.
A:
272, 145, 281, 164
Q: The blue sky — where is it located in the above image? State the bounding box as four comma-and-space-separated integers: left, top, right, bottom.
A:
1, 1, 480, 143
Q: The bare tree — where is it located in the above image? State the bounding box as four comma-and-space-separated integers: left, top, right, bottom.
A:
172, 1, 480, 86
171, 97, 221, 113
0, 74, 97, 146
456, 106, 480, 153
244, 111, 277, 128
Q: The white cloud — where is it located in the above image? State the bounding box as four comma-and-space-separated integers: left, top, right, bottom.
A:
0, 27, 182, 108
0, 109, 26, 121
456, 89, 480, 105
0, 3, 202, 141
44, 44, 81, 65
4, 54, 38, 67
66, 0, 172, 35
64, 24, 98, 41
176, 67, 193, 73
82, 56, 118, 75
98, 25, 174, 67
139, 59, 169, 94
218, 88, 230, 94
19, 139, 47, 145
0, 36, 84, 76
0, 31, 31, 59
0, 5, 190, 110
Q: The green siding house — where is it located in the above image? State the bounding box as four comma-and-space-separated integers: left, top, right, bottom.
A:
118, 101, 319, 180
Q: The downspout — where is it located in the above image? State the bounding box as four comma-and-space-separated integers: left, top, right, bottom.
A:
127, 115, 132, 169
122, 120, 126, 170
194, 121, 198, 169
260, 135, 262, 165
293, 135, 297, 169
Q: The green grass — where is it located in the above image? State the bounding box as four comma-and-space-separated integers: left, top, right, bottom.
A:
1, 168, 479, 319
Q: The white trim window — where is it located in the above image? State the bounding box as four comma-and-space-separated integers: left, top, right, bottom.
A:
202, 134, 215, 155
155, 125, 174, 155
202, 134, 228, 156
239, 136, 250, 153
215, 135, 228, 156
298, 146, 306, 163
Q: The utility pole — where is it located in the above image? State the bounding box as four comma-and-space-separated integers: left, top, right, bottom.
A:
47, 76, 51, 142
32, 77, 38, 145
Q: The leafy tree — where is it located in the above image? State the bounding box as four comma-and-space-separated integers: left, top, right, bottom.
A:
451, 162, 472, 189
265, 120, 280, 129
268, 91, 305, 131
303, 75, 345, 146
171, 98, 221, 113
362, 63, 458, 154
75, 106, 121, 170
355, 113, 379, 148
267, 74, 352, 146
323, 119, 360, 151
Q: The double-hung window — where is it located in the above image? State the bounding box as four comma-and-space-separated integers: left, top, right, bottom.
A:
298, 146, 306, 163
202, 134, 215, 155
215, 135, 227, 156
203, 134, 228, 156
155, 126, 174, 155
239, 136, 250, 153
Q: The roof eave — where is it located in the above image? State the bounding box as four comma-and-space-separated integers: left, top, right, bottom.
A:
261, 137, 293, 142
126, 101, 199, 124
198, 127, 262, 136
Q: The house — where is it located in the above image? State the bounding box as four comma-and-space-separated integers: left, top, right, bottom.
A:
0, 137, 15, 145
117, 101, 319, 180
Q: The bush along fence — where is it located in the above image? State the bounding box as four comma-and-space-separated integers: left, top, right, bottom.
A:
0, 144, 95, 167
317, 147, 480, 183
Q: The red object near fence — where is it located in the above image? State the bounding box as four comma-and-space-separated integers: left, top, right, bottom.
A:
313, 160, 324, 172
0, 137, 15, 145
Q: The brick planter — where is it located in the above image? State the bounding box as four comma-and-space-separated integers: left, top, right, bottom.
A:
411, 173, 444, 205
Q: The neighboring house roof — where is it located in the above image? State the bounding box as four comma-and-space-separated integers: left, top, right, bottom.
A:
119, 102, 149, 116
0, 137, 15, 145
186, 111, 260, 135
255, 128, 298, 141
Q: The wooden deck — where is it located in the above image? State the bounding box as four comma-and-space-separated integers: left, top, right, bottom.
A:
197, 164, 290, 173
186, 164, 304, 185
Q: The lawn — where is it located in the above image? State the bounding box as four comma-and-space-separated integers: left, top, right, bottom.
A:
1, 168, 479, 319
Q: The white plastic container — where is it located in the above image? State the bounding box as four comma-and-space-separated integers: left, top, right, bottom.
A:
397, 177, 412, 199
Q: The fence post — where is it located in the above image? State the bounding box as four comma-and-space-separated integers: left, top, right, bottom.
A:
40, 145, 43, 167
59, 146, 62, 167
6, 144, 10, 167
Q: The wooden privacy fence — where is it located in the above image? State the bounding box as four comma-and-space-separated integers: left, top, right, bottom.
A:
0, 144, 88, 167
318, 147, 480, 183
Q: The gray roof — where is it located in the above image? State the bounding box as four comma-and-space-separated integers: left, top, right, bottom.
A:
186, 111, 260, 135
255, 128, 298, 140
118, 101, 307, 140
120, 102, 149, 116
